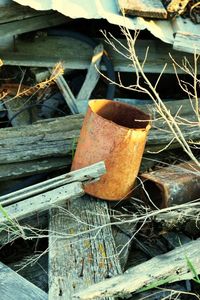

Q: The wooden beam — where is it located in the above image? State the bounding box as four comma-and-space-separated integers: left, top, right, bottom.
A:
0, 1, 68, 38
0, 261, 47, 300
172, 17, 200, 54
49, 195, 122, 300
77, 43, 103, 101
0, 182, 83, 223
73, 238, 200, 299
0, 161, 105, 206
118, 0, 167, 19
0, 114, 83, 164
0, 157, 71, 181
0, 37, 197, 74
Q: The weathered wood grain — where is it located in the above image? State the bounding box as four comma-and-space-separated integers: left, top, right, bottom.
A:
0, 261, 47, 300
0, 114, 83, 164
73, 238, 200, 299
0, 5, 67, 38
0, 99, 199, 168
0, 161, 105, 206
49, 195, 122, 300
77, 43, 103, 101
172, 17, 200, 54
0, 157, 71, 181
118, 0, 167, 19
0, 182, 83, 223
0, 37, 197, 74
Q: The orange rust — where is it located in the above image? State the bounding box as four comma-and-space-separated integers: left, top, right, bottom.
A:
71, 99, 151, 201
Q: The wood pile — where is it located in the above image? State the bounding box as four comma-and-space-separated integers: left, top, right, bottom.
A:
0, 2, 199, 300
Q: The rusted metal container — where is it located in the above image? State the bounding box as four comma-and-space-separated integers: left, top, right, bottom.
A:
140, 161, 200, 208
71, 99, 151, 200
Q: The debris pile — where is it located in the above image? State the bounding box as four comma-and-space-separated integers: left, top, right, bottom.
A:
0, 1, 199, 300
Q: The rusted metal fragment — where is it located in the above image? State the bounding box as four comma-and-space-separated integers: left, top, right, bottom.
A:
140, 161, 200, 208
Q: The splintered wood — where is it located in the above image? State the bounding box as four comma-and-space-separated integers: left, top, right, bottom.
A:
49, 195, 122, 300
73, 238, 200, 299
118, 0, 168, 19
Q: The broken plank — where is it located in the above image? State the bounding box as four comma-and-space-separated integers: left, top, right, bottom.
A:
0, 261, 47, 300
118, 0, 167, 19
73, 238, 200, 299
0, 161, 106, 205
49, 194, 122, 300
0, 12, 68, 38
77, 43, 103, 102
0, 157, 71, 181
0, 114, 83, 164
172, 17, 200, 54
0, 182, 83, 223
0, 37, 197, 74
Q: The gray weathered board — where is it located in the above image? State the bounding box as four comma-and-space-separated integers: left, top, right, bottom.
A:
0, 182, 83, 223
0, 261, 47, 300
0, 162, 105, 223
0, 37, 197, 74
0, 114, 83, 165
172, 17, 200, 54
49, 194, 122, 300
118, 0, 167, 19
73, 238, 200, 299
0, 99, 199, 181
0, 2, 68, 38
0, 157, 71, 181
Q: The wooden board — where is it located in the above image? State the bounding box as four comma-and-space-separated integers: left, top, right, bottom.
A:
0, 157, 71, 181
0, 37, 197, 74
0, 182, 83, 223
0, 114, 83, 164
73, 238, 200, 299
49, 195, 122, 300
0, 261, 47, 300
172, 17, 200, 54
0, 99, 199, 169
118, 0, 167, 19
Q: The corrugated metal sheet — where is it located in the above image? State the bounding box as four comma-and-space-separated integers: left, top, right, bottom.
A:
13, 0, 174, 44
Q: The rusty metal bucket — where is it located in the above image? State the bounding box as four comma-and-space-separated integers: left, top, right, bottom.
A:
71, 99, 151, 200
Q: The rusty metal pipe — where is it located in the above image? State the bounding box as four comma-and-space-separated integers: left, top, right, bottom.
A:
140, 161, 200, 208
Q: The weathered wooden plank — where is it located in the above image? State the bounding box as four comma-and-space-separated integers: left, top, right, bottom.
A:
0, 99, 199, 166
73, 238, 200, 299
0, 157, 71, 181
0, 182, 83, 223
54, 74, 78, 114
0, 37, 197, 74
0, 2, 47, 24
0, 12, 68, 38
0, 161, 105, 206
0, 114, 83, 164
0, 261, 47, 300
172, 17, 200, 54
118, 0, 167, 19
77, 43, 103, 101
49, 195, 122, 300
